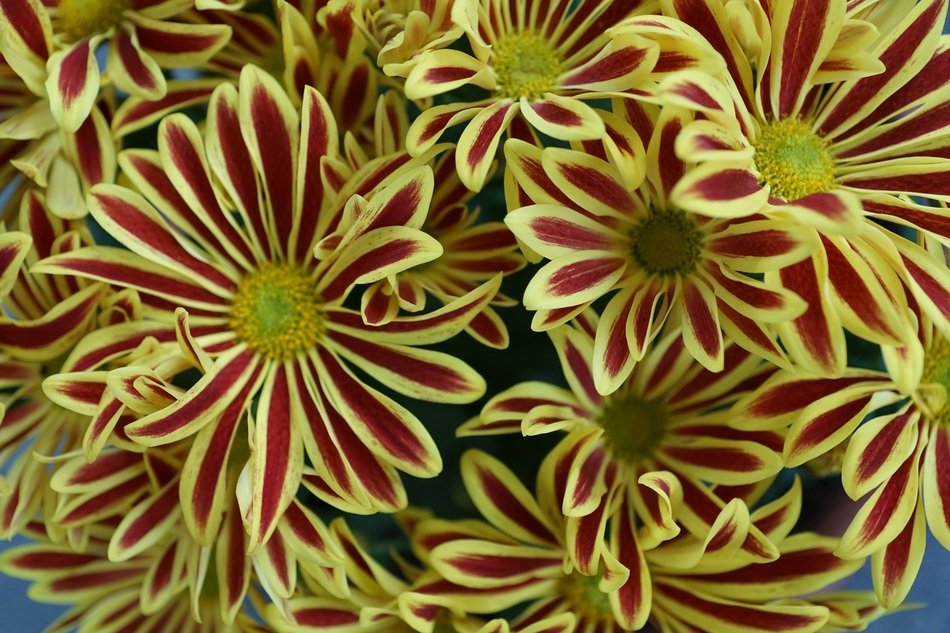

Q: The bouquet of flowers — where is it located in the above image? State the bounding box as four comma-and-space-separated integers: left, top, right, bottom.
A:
0, 0, 948, 631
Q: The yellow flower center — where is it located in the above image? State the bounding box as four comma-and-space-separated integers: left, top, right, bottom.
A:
229, 263, 324, 361
597, 393, 668, 464
630, 209, 703, 277
491, 31, 563, 100
753, 117, 836, 201
920, 335, 950, 425
562, 572, 613, 622
58, 0, 129, 41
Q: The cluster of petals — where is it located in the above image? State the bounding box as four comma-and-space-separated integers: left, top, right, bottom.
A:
0, 0, 949, 631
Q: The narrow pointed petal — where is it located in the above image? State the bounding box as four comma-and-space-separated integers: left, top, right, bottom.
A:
456, 100, 517, 191
314, 348, 441, 479
404, 49, 493, 99
125, 348, 260, 446
922, 426, 950, 550
837, 442, 924, 559
524, 252, 626, 311
654, 580, 829, 633
87, 184, 235, 294
872, 502, 926, 609
238, 66, 299, 252
46, 39, 100, 133
179, 360, 262, 544
462, 451, 558, 547
246, 364, 304, 551
560, 34, 658, 92
505, 204, 622, 260
109, 28, 166, 100
842, 407, 919, 500
129, 14, 231, 66
521, 95, 605, 141
0, 283, 103, 362
108, 479, 179, 562
430, 540, 563, 589
769, 0, 844, 118
774, 255, 846, 376
0, 231, 31, 296
327, 332, 486, 404
671, 163, 768, 217
541, 148, 635, 219
679, 280, 724, 372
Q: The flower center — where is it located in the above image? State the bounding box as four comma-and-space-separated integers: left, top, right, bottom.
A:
562, 572, 613, 622
491, 31, 562, 100
58, 0, 129, 41
229, 263, 323, 360
753, 117, 836, 201
629, 209, 703, 277
920, 335, 950, 425
597, 393, 667, 463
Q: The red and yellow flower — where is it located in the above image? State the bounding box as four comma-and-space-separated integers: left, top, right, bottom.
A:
734, 255, 950, 607
411, 448, 869, 633
505, 103, 814, 389
392, 0, 665, 190
34, 66, 500, 552
648, 0, 950, 373
0, 0, 232, 131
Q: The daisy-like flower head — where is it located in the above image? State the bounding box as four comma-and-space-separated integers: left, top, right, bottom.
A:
0, 0, 233, 132
733, 248, 950, 609
0, 22, 117, 220
0, 519, 281, 632
646, 0, 950, 373
392, 0, 665, 190
505, 103, 814, 392
413, 449, 870, 633
460, 313, 786, 595
34, 66, 501, 552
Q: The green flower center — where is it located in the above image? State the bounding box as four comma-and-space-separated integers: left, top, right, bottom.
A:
597, 393, 668, 464
492, 32, 563, 100
921, 335, 950, 425
230, 263, 324, 360
562, 572, 613, 621
630, 209, 704, 277
753, 117, 836, 201
59, 0, 129, 41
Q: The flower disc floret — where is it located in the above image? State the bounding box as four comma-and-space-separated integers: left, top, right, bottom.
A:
597, 392, 668, 463
230, 263, 324, 360
491, 31, 563, 100
753, 117, 836, 202
630, 208, 703, 277
561, 572, 613, 622
58, 0, 129, 41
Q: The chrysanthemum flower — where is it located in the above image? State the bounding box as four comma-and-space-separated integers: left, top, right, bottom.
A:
414, 449, 867, 633
0, 0, 232, 131
0, 191, 117, 538
0, 519, 282, 632
0, 29, 116, 219
505, 103, 813, 389
733, 276, 950, 608
648, 0, 950, 373
460, 315, 785, 598
34, 66, 499, 551
388, 0, 664, 190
